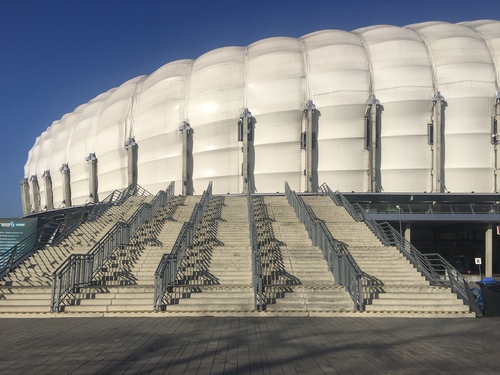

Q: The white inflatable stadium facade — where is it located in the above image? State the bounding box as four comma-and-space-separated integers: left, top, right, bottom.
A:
22, 20, 500, 214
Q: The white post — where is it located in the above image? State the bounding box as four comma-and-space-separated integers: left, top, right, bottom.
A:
367, 95, 380, 192
485, 224, 493, 278
179, 121, 192, 196
239, 109, 253, 194
20, 178, 31, 216
59, 164, 71, 207
29, 175, 40, 212
304, 100, 316, 193
42, 170, 53, 210
124, 138, 138, 186
86, 153, 98, 203
432, 91, 445, 193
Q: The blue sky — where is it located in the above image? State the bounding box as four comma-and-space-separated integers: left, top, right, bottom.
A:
0, 0, 497, 218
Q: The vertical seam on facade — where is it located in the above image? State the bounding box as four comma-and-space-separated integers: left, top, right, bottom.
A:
128, 76, 148, 140
352, 30, 374, 95
243, 46, 248, 110
183, 60, 194, 123
91, 89, 115, 153
300, 37, 311, 101
462, 21, 500, 91
408, 25, 438, 93
64, 106, 86, 167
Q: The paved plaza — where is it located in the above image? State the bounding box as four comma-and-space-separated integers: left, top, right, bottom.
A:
0, 316, 498, 374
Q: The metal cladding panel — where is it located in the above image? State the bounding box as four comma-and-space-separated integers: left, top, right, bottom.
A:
247, 38, 305, 192
94, 79, 143, 197
408, 22, 496, 192
302, 31, 370, 191
464, 21, 500, 86
135, 61, 192, 196
303, 30, 369, 105
247, 37, 305, 113
253, 112, 303, 192
46, 120, 72, 208
188, 47, 244, 194
23, 21, 500, 211
191, 121, 240, 195
377, 101, 432, 191
66, 101, 103, 205
68, 163, 88, 206
315, 106, 367, 192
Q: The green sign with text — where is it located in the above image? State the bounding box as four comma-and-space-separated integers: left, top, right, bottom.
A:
0, 218, 38, 252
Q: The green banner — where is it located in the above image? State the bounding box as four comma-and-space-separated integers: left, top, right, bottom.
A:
0, 218, 38, 252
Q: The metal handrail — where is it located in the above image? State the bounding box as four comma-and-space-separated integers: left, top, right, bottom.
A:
319, 183, 475, 311
0, 222, 59, 279
355, 202, 500, 215
154, 182, 212, 311
247, 188, 264, 311
285, 182, 364, 311
49, 184, 151, 247
50, 182, 174, 312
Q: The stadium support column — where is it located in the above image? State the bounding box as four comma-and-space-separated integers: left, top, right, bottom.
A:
179, 121, 193, 196
20, 178, 31, 215
493, 92, 500, 192
365, 95, 381, 192
124, 138, 138, 187
431, 91, 445, 193
41, 170, 53, 210
86, 153, 98, 203
29, 175, 40, 212
485, 224, 493, 278
303, 100, 316, 193
59, 163, 71, 207
404, 224, 411, 243
239, 109, 255, 194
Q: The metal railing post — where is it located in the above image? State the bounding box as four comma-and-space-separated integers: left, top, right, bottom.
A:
50, 182, 174, 312
323, 183, 473, 311
285, 182, 364, 311
153, 182, 212, 311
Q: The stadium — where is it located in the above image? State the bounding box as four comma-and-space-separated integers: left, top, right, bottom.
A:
1, 20, 500, 317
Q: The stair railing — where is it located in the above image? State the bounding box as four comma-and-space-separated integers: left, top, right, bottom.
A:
50, 184, 152, 247
154, 182, 212, 311
50, 182, 174, 312
0, 222, 59, 279
319, 183, 476, 311
247, 187, 264, 311
285, 182, 364, 311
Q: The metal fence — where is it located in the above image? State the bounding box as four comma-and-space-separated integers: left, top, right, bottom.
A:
154, 182, 212, 311
50, 182, 175, 312
247, 188, 264, 311
285, 182, 364, 311
318, 183, 478, 313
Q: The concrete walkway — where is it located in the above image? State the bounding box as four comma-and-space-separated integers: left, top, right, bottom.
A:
0, 317, 498, 374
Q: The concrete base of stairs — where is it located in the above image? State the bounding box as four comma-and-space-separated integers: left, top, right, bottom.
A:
0, 309, 476, 318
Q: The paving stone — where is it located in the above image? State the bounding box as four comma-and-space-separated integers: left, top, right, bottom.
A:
1, 317, 496, 374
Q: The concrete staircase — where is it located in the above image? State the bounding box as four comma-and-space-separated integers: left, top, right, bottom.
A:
0, 194, 152, 314
165, 195, 255, 313
255, 196, 354, 315
62, 195, 201, 313
302, 195, 473, 317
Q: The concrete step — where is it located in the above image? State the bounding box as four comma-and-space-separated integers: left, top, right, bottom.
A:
0, 305, 51, 313
370, 298, 465, 306
165, 303, 256, 311
0, 299, 51, 306
365, 304, 470, 312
